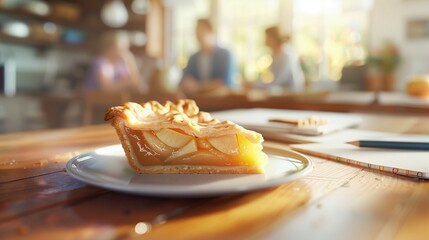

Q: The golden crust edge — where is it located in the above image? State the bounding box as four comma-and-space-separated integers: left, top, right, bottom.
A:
108, 117, 143, 174
104, 99, 264, 144
133, 166, 264, 174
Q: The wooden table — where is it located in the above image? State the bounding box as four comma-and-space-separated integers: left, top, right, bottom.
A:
192, 91, 429, 115
1, 113, 429, 240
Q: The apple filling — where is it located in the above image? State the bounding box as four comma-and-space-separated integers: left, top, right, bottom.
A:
124, 127, 267, 168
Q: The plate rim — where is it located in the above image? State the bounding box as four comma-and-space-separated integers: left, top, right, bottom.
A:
66, 144, 312, 197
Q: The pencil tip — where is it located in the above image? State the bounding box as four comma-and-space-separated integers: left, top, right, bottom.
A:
347, 141, 359, 146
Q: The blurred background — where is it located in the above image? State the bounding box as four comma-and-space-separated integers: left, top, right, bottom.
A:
1, 0, 429, 133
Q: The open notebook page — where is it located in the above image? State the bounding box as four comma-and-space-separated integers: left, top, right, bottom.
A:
291, 142, 429, 179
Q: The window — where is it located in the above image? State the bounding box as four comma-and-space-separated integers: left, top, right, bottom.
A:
217, 0, 279, 83
294, 0, 371, 81
169, 0, 372, 85
170, 0, 211, 69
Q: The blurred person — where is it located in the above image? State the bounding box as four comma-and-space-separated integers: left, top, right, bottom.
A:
85, 31, 146, 93
180, 19, 235, 94
134, 47, 162, 90
264, 26, 304, 92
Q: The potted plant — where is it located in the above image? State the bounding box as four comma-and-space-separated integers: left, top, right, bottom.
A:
366, 54, 382, 92
379, 41, 401, 91
366, 41, 401, 91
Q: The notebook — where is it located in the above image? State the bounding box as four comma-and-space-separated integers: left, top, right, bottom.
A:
212, 108, 361, 136
259, 129, 398, 144
290, 142, 429, 179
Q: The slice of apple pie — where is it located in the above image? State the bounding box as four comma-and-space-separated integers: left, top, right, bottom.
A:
104, 99, 268, 174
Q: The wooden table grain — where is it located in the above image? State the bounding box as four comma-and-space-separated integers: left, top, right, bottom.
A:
1, 114, 429, 240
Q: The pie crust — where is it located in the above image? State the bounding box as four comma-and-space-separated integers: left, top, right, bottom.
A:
105, 99, 268, 174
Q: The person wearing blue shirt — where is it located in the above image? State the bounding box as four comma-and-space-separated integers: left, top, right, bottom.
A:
180, 19, 235, 94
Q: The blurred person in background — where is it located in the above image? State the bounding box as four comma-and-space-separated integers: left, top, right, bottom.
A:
180, 18, 235, 95
85, 31, 147, 93
264, 26, 304, 92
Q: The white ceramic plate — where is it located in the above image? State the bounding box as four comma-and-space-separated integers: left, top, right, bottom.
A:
66, 144, 312, 197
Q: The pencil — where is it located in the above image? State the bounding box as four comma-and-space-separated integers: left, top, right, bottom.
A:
348, 140, 429, 150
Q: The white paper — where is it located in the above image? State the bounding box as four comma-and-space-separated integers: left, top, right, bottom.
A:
212, 108, 361, 136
